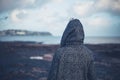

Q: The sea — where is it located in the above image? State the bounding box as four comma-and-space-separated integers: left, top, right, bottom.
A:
0, 35, 120, 44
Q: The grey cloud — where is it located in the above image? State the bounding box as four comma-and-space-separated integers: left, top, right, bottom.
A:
16, 11, 27, 19
95, 0, 120, 15
74, 0, 120, 17
0, 0, 49, 13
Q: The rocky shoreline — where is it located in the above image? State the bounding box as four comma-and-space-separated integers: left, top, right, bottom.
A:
0, 42, 120, 80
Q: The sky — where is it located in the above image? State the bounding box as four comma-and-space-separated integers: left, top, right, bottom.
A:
0, 0, 120, 37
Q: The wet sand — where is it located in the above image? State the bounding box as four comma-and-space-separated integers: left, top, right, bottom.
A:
0, 42, 120, 80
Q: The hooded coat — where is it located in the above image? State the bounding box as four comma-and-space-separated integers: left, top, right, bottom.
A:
47, 19, 96, 80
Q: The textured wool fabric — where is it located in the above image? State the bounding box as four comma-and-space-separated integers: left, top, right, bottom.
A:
47, 19, 96, 80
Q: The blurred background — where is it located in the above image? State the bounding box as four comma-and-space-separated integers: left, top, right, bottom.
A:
0, 0, 120, 44
0, 0, 120, 80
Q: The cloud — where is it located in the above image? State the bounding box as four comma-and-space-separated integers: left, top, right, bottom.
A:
10, 10, 21, 22
74, 1, 95, 17
80, 14, 120, 36
0, 0, 67, 13
16, 10, 28, 19
7, 1, 69, 36
52, 0, 63, 3
10, 9, 28, 22
73, 0, 120, 17
86, 17, 110, 27
29, 3, 68, 35
0, 0, 48, 13
0, 0, 120, 36
96, 0, 120, 15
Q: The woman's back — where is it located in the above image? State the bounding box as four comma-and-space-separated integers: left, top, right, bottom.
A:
47, 19, 96, 80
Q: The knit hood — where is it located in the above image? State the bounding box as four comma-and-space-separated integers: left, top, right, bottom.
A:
60, 19, 84, 47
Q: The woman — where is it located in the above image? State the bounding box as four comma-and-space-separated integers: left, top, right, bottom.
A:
47, 19, 96, 80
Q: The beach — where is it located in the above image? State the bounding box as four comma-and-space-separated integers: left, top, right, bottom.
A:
0, 42, 120, 80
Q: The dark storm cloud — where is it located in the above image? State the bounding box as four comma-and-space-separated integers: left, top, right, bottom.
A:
0, 0, 48, 13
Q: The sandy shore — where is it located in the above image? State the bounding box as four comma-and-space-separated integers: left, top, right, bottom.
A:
0, 41, 120, 80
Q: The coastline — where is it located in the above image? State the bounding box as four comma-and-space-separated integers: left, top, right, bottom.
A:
0, 41, 120, 80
